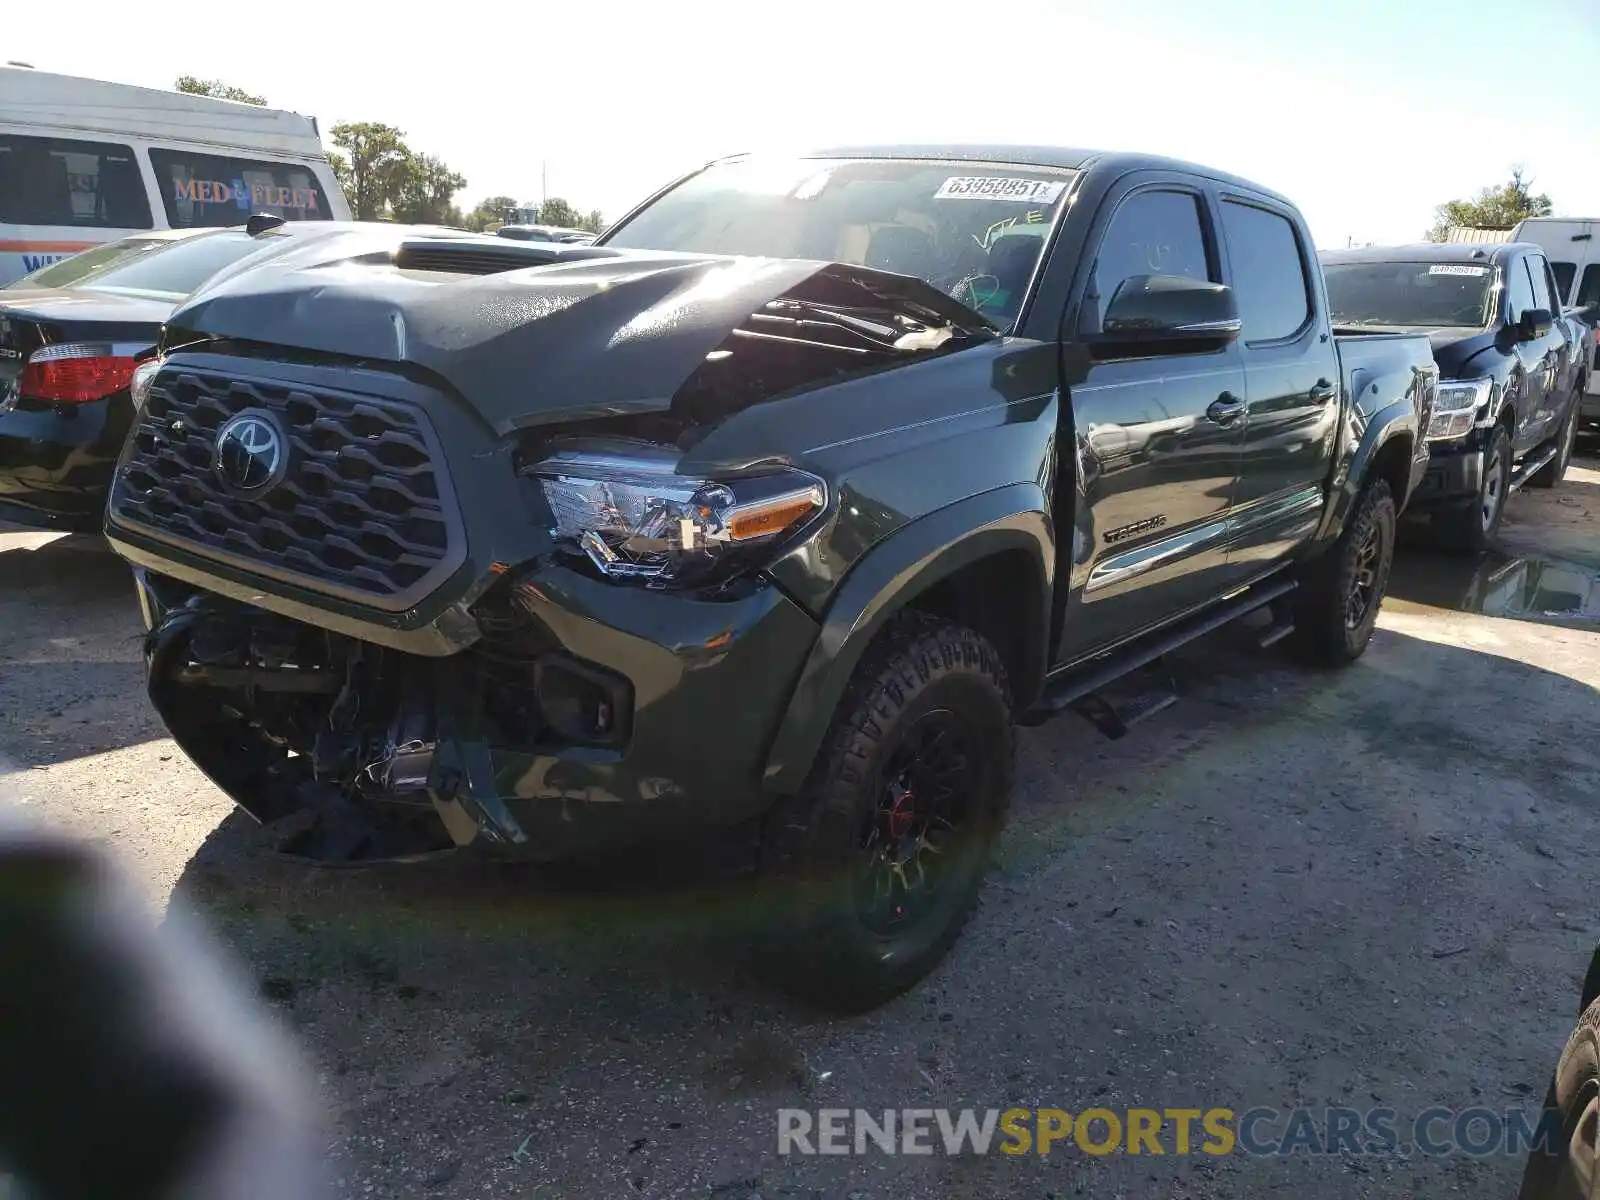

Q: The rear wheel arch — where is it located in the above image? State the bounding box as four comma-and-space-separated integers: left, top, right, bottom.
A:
1365, 431, 1413, 509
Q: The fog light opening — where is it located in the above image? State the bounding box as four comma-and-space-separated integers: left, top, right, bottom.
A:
534, 655, 633, 747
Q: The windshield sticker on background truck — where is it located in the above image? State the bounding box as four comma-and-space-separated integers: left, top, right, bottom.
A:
1428, 264, 1490, 276
934, 177, 1067, 204
173, 179, 320, 212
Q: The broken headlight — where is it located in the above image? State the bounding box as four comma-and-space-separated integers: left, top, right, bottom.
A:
527, 442, 825, 587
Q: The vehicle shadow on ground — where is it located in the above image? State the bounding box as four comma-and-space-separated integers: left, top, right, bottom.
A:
165, 621, 1600, 1196
0, 536, 160, 766
0, 531, 123, 583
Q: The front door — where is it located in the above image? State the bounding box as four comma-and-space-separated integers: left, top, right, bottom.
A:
1216, 195, 1342, 575
1504, 253, 1558, 454
1056, 183, 1247, 662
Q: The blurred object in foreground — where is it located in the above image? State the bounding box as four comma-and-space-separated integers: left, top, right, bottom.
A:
0, 777, 325, 1200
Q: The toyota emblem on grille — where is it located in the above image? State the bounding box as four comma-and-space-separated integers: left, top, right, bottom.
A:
213, 411, 288, 494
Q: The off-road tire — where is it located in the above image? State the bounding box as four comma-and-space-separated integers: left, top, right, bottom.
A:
757, 614, 1013, 1012
1434, 425, 1511, 552
1528, 397, 1579, 489
1291, 478, 1395, 666
1514, 993, 1600, 1200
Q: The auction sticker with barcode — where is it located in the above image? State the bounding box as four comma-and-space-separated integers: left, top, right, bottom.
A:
1428, 264, 1490, 276
935, 176, 1067, 204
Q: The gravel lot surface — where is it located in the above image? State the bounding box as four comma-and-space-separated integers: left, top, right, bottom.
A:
3, 454, 1599, 1199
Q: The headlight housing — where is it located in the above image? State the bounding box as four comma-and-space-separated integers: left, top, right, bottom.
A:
526, 441, 826, 587
1426, 377, 1492, 442
130, 357, 164, 410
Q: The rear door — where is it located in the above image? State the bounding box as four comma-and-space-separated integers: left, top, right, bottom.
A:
0, 133, 155, 286
1055, 178, 1247, 661
1215, 195, 1339, 576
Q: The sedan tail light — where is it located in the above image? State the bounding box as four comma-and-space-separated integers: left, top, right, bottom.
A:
19, 343, 140, 404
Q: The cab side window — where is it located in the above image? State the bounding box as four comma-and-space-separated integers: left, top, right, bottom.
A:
1220, 201, 1311, 342
1526, 255, 1555, 315
1504, 258, 1536, 325
1089, 191, 1213, 328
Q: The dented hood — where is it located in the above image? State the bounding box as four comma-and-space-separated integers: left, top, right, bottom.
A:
169, 238, 990, 436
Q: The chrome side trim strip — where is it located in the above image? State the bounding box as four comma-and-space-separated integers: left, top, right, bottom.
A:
1223, 485, 1325, 542
1083, 485, 1324, 596
1085, 514, 1231, 594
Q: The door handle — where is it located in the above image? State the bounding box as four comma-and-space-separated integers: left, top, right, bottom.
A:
1207, 392, 1246, 424
1308, 378, 1337, 403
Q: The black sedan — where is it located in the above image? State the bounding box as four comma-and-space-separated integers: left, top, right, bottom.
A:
0, 219, 497, 532
0, 225, 308, 530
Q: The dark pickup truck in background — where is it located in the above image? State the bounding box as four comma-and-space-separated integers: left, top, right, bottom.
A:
1322, 242, 1586, 550
105, 146, 1436, 1009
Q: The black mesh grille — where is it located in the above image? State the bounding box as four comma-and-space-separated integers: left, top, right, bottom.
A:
110, 367, 458, 607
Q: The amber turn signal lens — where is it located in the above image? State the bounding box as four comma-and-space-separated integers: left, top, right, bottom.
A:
726, 490, 822, 542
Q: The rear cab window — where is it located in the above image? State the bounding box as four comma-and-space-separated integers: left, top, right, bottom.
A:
147, 149, 332, 228
0, 134, 153, 229
1220, 200, 1311, 342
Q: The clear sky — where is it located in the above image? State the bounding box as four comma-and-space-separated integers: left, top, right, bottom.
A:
10, 0, 1598, 247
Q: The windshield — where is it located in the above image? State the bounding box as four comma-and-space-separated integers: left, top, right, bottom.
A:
1323, 261, 1496, 328
603, 157, 1076, 329
6, 231, 280, 297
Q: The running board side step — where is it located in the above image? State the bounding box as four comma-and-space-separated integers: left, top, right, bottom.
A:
1019, 575, 1298, 731
1508, 444, 1558, 492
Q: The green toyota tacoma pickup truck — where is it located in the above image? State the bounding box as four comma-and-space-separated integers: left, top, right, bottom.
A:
106, 146, 1438, 1009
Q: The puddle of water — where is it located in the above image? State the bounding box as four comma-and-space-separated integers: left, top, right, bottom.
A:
1388, 549, 1600, 623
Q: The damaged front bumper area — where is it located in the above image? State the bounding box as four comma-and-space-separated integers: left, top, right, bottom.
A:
133, 562, 818, 864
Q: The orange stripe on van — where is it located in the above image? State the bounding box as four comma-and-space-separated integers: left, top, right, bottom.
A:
0, 240, 97, 253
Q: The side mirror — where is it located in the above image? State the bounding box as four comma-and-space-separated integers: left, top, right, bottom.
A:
1517, 307, 1554, 341
1095, 274, 1241, 350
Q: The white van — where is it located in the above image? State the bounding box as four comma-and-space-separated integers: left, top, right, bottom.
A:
1510, 216, 1600, 411
0, 65, 350, 286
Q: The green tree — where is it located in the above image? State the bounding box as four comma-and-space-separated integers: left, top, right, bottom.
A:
175, 76, 266, 105
579, 209, 606, 234
329, 123, 412, 221
392, 153, 468, 226
536, 197, 582, 229
463, 195, 519, 232
1426, 168, 1553, 241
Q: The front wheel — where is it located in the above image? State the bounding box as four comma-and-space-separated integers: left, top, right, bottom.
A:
1291, 478, 1396, 666
758, 614, 1013, 1012
1433, 425, 1511, 552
